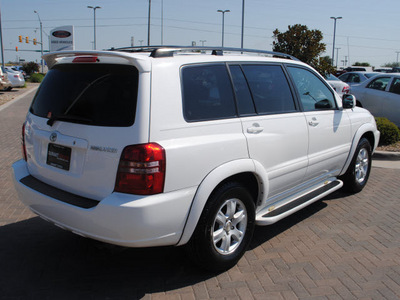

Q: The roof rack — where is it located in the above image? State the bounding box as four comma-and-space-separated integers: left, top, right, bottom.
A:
108, 45, 299, 61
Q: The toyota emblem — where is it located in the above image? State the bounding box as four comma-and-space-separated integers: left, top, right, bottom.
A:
50, 132, 57, 142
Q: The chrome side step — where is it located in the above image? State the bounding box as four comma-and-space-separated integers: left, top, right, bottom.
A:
256, 179, 343, 225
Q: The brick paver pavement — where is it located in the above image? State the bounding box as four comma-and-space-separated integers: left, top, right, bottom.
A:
1, 91, 400, 299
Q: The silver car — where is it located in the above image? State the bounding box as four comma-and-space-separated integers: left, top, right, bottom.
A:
338, 72, 379, 86
351, 73, 400, 127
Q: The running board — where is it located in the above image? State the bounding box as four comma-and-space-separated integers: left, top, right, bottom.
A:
256, 179, 343, 225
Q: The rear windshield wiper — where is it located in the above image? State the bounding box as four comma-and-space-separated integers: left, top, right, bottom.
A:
47, 114, 93, 126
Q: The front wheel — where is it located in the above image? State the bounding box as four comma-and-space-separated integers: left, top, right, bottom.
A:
341, 137, 372, 193
186, 182, 255, 271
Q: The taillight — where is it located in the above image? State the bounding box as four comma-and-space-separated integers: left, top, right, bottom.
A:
114, 143, 166, 195
72, 56, 98, 63
21, 122, 27, 161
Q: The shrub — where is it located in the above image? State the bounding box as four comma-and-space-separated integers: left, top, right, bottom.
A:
375, 117, 400, 145
28, 73, 45, 83
23, 61, 39, 75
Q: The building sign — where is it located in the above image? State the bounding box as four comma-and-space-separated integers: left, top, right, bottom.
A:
50, 26, 74, 52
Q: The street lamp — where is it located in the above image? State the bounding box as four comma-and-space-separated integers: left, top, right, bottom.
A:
241, 0, 245, 49
87, 6, 101, 50
34, 10, 44, 72
147, 0, 151, 46
217, 10, 230, 48
330, 16, 342, 67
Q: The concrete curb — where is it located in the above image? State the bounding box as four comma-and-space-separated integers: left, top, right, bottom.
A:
373, 150, 400, 161
0, 86, 39, 112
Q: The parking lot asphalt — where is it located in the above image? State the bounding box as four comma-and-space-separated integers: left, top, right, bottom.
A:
1, 89, 400, 299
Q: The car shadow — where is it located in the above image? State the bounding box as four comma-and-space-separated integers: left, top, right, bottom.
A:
0, 190, 347, 298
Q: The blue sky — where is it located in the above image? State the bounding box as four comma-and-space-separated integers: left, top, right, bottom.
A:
2, 0, 399, 68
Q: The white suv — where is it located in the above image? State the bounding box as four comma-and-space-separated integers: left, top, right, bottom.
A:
12, 47, 380, 271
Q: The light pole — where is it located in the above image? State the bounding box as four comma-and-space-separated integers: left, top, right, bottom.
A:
217, 10, 230, 48
335, 47, 341, 68
34, 10, 44, 72
241, 0, 245, 49
147, 0, 151, 46
87, 6, 101, 50
0, 6, 5, 68
330, 16, 342, 67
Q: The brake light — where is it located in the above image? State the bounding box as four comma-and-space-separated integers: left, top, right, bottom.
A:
72, 56, 98, 63
114, 143, 166, 195
21, 122, 27, 161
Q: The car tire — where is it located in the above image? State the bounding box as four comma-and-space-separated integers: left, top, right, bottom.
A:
340, 137, 372, 193
186, 181, 255, 271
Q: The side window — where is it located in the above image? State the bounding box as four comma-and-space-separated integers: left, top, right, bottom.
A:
241, 65, 296, 114
349, 74, 360, 83
389, 78, 400, 95
229, 65, 256, 115
287, 66, 336, 111
339, 74, 349, 82
367, 77, 390, 91
182, 64, 237, 121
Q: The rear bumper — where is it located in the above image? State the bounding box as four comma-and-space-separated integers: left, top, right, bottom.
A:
12, 159, 196, 247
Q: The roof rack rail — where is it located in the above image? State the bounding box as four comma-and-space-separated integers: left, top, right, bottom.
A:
108, 45, 299, 61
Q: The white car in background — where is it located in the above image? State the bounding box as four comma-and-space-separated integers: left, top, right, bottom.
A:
325, 74, 350, 96
5, 67, 25, 88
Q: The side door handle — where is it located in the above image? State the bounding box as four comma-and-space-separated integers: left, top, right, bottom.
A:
247, 123, 264, 134
308, 117, 319, 127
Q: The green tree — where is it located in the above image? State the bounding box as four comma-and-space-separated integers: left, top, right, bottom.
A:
272, 24, 334, 75
353, 62, 371, 67
383, 62, 400, 68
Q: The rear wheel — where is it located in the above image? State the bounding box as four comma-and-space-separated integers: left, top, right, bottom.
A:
186, 182, 255, 271
341, 137, 372, 193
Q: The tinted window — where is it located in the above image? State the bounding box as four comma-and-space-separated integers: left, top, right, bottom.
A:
229, 65, 255, 115
367, 77, 390, 91
389, 78, 400, 95
182, 64, 237, 121
241, 65, 296, 114
30, 64, 138, 127
288, 67, 336, 111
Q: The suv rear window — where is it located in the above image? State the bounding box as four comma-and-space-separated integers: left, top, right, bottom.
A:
30, 64, 139, 127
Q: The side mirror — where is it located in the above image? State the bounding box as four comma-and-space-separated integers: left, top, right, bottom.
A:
343, 94, 356, 109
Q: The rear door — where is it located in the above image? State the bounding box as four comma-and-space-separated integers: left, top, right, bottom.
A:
25, 61, 143, 200
230, 64, 309, 198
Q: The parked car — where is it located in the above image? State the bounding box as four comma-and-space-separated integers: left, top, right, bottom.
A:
374, 68, 392, 73
392, 67, 400, 73
12, 46, 380, 271
350, 73, 400, 127
325, 74, 350, 96
338, 72, 380, 86
5, 68, 25, 88
0, 66, 12, 91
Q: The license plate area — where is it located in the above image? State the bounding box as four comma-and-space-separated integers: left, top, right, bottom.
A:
46, 143, 71, 171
